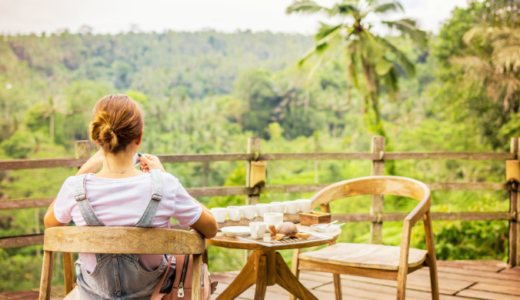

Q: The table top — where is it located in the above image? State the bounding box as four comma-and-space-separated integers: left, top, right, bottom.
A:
207, 225, 341, 251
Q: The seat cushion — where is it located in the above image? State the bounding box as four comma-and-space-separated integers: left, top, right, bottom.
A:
299, 243, 427, 271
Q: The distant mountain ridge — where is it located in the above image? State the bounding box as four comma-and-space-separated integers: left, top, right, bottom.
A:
2, 31, 313, 99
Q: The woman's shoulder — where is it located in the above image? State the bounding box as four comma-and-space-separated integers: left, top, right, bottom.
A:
160, 172, 182, 188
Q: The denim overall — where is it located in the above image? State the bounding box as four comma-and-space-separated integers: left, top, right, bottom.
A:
74, 170, 172, 300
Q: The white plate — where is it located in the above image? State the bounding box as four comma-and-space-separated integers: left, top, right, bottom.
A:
221, 226, 251, 237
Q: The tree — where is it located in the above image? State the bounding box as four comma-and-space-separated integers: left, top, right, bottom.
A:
286, 0, 427, 132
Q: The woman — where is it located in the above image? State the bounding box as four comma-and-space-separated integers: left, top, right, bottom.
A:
44, 94, 218, 299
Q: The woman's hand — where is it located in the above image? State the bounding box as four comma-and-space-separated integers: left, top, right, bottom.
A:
76, 149, 104, 175
138, 154, 166, 173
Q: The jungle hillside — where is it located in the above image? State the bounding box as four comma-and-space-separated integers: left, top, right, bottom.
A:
0, 0, 518, 291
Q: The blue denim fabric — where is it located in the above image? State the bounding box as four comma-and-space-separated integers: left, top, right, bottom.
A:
74, 170, 172, 300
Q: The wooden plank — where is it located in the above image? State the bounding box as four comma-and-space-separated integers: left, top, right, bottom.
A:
470, 282, 520, 295
371, 136, 385, 245
413, 268, 519, 286
315, 278, 462, 300
437, 260, 507, 272
186, 186, 252, 197
258, 152, 377, 161
259, 152, 514, 161
0, 151, 512, 171
0, 198, 54, 210
157, 153, 253, 163
0, 234, 44, 248
0, 158, 87, 170
500, 267, 520, 275
427, 182, 508, 191
263, 183, 331, 194
43, 227, 205, 254
333, 212, 513, 223
437, 266, 519, 281
305, 269, 474, 295
457, 289, 520, 300
384, 152, 514, 160
246, 137, 262, 206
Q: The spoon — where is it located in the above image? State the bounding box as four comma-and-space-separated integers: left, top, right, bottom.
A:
325, 220, 338, 228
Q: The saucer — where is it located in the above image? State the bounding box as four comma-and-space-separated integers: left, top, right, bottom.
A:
221, 226, 251, 237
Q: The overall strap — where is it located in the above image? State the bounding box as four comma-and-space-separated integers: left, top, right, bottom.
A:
133, 169, 163, 228
74, 174, 104, 226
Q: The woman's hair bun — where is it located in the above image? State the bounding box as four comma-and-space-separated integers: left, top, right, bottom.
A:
89, 94, 144, 154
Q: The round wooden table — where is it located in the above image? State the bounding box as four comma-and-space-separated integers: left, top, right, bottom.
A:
207, 225, 341, 300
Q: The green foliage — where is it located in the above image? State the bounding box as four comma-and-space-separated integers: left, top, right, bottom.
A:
0, 130, 35, 159
0, 6, 516, 290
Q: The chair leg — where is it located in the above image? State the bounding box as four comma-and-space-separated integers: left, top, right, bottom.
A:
333, 273, 342, 300
191, 254, 203, 300
63, 252, 75, 295
423, 211, 439, 300
289, 249, 302, 300
39, 251, 54, 300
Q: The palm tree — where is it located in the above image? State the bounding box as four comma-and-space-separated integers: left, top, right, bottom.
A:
450, 26, 520, 113
286, 0, 427, 129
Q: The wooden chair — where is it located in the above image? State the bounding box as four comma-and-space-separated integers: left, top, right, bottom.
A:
291, 176, 439, 300
39, 226, 206, 300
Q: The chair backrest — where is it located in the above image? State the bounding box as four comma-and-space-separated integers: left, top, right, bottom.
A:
43, 226, 206, 254
310, 176, 431, 223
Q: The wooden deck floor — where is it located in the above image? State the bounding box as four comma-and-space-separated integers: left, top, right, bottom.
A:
1, 261, 519, 300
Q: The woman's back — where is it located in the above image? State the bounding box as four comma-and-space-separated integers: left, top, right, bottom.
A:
55, 171, 201, 274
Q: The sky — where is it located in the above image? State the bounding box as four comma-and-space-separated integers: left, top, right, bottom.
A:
0, 0, 468, 36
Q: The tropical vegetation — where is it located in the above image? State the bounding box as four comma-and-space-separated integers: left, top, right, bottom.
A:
0, 0, 518, 292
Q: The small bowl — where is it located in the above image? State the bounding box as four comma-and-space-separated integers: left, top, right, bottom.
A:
311, 224, 341, 232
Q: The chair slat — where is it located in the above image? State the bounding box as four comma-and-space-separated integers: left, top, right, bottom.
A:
43, 227, 205, 254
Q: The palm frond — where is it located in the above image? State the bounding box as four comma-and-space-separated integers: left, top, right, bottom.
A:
368, 1, 404, 15
286, 1, 327, 15
382, 18, 427, 47
315, 22, 343, 41
328, 2, 359, 17
377, 37, 415, 76
298, 24, 343, 66
381, 65, 399, 101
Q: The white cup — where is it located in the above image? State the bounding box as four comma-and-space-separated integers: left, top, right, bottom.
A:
256, 203, 271, 217
263, 212, 284, 228
227, 206, 242, 221
240, 205, 256, 220
283, 201, 299, 214
270, 202, 285, 213
210, 208, 227, 223
249, 222, 267, 239
296, 199, 312, 213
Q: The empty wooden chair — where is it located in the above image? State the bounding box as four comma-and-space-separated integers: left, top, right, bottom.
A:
39, 226, 206, 300
291, 176, 439, 300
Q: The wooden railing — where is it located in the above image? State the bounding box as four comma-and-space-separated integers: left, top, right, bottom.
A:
0, 137, 519, 267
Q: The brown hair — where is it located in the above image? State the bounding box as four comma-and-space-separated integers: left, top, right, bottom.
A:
89, 94, 144, 154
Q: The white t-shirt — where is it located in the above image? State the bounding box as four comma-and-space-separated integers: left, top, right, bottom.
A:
54, 172, 202, 272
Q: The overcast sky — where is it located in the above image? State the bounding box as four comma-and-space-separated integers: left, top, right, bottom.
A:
0, 0, 467, 35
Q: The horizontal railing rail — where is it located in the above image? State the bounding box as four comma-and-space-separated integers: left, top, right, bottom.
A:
0, 152, 513, 171
1, 211, 516, 249
0, 181, 509, 211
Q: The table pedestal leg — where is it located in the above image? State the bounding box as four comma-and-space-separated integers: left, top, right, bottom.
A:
274, 252, 318, 300
216, 250, 318, 300
215, 253, 256, 300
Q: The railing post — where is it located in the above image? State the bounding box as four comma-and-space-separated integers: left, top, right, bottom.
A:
246, 137, 262, 206
370, 136, 385, 245
509, 137, 520, 267
75, 140, 91, 161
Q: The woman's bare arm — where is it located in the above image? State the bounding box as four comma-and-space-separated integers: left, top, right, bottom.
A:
189, 199, 218, 238
44, 198, 68, 228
